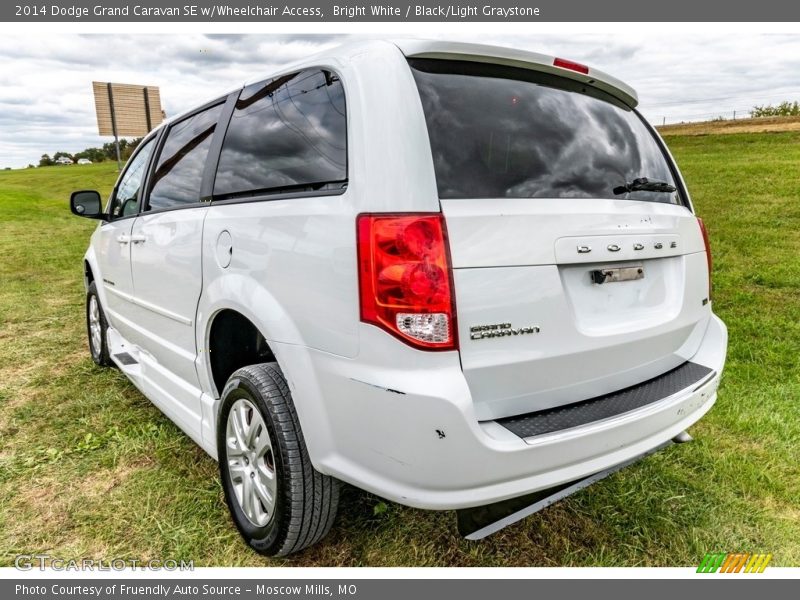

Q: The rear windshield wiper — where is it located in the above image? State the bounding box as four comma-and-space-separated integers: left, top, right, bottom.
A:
613, 177, 676, 195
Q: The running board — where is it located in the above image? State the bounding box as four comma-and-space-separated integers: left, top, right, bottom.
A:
457, 437, 682, 540
113, 352, 138, 366
106, 327, 142, 379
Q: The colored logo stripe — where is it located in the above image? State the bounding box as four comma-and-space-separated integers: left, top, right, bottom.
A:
697, 553, 772, 573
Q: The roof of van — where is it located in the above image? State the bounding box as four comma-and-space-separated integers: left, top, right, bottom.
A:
250, 38, 639, 107
160, 38, 638, 129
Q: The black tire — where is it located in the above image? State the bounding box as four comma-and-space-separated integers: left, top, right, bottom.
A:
217, 362, 340, 556
86, 281, 113, 367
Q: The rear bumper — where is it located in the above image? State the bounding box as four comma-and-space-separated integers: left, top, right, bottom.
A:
276, 313, 727, 510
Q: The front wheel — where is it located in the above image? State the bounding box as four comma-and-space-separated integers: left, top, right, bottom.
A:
217, 363, 340, 556
86, 281, 112, 367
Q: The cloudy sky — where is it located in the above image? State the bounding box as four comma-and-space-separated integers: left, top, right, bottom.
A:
1, 32, 800, 167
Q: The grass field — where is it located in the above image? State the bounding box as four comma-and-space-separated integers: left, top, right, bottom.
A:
658, 115, 800, 137
1, 132, 799, 567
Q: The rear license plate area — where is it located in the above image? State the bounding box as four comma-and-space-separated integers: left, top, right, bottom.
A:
590, 265, 644, 284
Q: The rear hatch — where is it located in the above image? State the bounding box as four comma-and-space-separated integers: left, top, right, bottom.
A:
409, 58, 711, 421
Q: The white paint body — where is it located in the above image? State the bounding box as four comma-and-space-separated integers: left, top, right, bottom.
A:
82, 40, 727, 510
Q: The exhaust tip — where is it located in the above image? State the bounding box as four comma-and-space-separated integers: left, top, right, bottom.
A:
672, 431, 693, 444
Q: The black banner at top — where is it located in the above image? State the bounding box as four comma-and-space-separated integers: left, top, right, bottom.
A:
4, 0, 800, 22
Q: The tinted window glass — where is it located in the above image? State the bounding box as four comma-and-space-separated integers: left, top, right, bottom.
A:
109, 137, 155, 219
214, 69, 347, 198
148, 103, 224, 210
410, 60, 679, 203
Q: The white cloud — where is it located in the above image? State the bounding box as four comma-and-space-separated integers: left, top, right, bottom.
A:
1, 32, 799, 167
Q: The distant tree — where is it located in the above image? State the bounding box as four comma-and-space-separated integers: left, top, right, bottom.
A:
39, 154, 54, 167
751, 101, 800, 118
74, 148, 105, 163
85, 147, 106, 162
102, 137, 143, 161
122, 137, 143, 160
102, 140, 129, 160
53, 151, 74, 163
27, 164, 36, 169
102, 140, 118, 160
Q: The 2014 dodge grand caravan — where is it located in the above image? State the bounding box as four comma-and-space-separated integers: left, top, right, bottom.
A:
70, 40, 727, 556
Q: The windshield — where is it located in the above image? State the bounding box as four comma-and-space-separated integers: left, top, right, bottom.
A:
409, 59, 681, 204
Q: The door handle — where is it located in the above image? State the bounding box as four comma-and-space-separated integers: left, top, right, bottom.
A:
116, 234, 131, 244
129, 234, 146, 244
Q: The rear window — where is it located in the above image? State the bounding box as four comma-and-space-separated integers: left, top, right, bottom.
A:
410, 59, 680, 204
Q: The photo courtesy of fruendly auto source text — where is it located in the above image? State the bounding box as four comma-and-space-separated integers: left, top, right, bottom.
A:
0, 0, 798, 596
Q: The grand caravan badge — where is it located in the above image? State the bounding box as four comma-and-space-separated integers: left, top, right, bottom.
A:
470, 322, 540, 340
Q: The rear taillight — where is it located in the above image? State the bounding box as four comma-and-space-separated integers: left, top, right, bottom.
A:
357, 213, 457, 351
553, 57, 590, 75
697, 217, 713, 299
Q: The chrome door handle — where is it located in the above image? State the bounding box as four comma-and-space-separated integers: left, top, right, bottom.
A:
116, 234, 131, 244
129, 234, 146, 244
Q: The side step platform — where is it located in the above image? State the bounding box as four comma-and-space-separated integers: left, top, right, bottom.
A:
114, 352, 138, 366
106, 327, 142, 379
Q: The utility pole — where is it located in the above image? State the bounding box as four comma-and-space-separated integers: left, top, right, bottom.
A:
143, 87, 153, 132
106, 83, 122, 171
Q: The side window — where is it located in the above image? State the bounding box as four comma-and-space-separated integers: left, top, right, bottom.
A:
213, 69, 347, 199
147, 103, 224, 211
108, 138, 155, 219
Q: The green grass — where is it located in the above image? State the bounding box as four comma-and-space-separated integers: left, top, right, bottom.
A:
1, 135, 799, 567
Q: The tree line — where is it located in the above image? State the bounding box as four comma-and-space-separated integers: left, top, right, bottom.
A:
36, 137, 143, 167
750, 101, 800, 118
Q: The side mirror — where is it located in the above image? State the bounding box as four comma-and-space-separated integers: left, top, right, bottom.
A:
70, 190, 105, 220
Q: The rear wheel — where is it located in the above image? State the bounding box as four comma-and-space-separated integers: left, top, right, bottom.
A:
217, 363, 340, 556
86, 281, 112, 367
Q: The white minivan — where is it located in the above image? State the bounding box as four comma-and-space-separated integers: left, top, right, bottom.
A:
70, 40, 727, 556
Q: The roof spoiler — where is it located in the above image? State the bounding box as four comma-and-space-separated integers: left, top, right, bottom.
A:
394, 39, 638, 108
